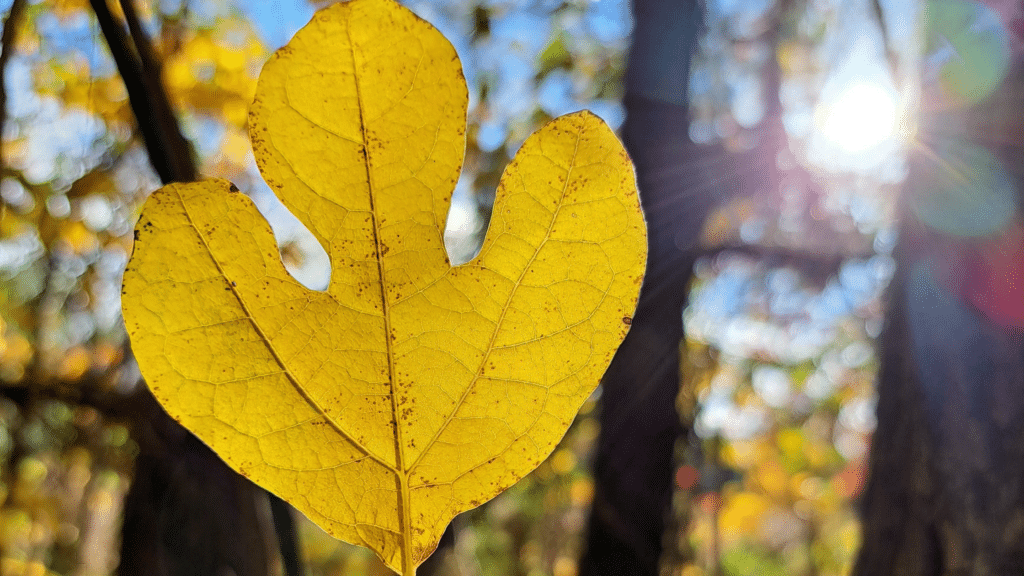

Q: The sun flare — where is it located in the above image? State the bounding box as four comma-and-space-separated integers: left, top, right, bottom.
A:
818, 82, 900, 153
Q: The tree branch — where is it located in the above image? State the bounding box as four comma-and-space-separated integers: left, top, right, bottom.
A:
90, 0, 195, 183
118, 0, 161, 75
269, 494, 304, 576
1, 368, 148, 421
698, 242, 877, 285
0, 0, 27, 189
89, 2, 300, 574
116, 0, 197, 181
869, 0, 899, 82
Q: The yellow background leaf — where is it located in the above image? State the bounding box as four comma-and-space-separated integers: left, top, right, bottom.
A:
120, 0, 646, 573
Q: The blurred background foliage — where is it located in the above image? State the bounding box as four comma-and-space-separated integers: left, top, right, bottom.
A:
0, 0, 1001, 574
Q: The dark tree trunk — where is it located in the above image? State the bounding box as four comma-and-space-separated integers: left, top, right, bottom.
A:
578, 0, 700, 570
118, 393, 275, 576
854, 45, 1024, 576
581, 0, 792, 570
849, 223, 944, 576
87, 2, 285, 574
581, 0, 776, 571
579, 94, 699, 576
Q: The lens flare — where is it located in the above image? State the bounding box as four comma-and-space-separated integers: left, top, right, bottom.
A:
925, 0, 1011, 105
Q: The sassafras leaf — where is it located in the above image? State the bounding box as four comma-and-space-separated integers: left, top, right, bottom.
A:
121, 0, 646, 573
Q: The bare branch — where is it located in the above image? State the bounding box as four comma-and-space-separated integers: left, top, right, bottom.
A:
699, 242, 877, 285
0, 0, 27, 189
90, 0, 196, 183
869, 0, 900, 82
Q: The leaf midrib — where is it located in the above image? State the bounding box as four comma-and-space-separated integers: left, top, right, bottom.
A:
346, 17, 416, 574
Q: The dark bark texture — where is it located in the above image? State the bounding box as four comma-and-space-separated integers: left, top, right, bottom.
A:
118, 393, 275, 576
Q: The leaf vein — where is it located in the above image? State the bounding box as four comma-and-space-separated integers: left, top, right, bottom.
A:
172, 186, 393, 470
408, 119, 587, 474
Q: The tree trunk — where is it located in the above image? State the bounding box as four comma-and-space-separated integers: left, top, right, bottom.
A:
581, 0, 793, 571
118, 393, 275, 576
581, 0, 758, 571
87, 2, 282, 574
854, 39, 1024, 576
578, 0, 698, 570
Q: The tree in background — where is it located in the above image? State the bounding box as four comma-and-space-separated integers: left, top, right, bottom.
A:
0, 1, 296, 574
581, 0, 866, 572
580, 0, 763, 572
8, 0, 1021, 575
855, 2, 1024, 574
595, 1, 1024, 575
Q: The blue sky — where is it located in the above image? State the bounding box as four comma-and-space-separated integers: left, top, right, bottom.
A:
236, 0, 316, 49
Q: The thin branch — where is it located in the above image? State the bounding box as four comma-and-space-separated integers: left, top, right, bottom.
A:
1, 362, 146, 421
869, 0, 900, 82
698, 242, 876, 284
119, 0, 162, 75
117, 0, 197, 181
1, 0, 46, 386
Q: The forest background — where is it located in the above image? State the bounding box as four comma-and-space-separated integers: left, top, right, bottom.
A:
1, 0, 1018, 575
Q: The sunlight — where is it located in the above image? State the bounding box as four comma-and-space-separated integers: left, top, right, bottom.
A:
818, 81, 899, 153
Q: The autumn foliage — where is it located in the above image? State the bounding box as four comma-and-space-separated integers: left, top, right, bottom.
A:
120, 1, 646, 573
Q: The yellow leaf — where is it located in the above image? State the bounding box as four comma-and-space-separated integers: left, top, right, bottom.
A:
120, 0, 646, 573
